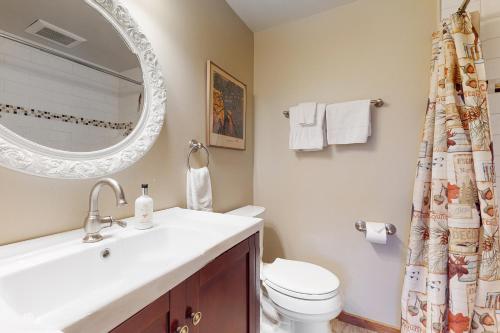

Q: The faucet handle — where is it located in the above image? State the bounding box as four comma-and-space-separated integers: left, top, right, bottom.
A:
101, 216, 127, 228
114, 220, 127, 228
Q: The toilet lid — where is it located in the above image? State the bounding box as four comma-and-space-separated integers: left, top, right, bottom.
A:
263, 259, 340, 300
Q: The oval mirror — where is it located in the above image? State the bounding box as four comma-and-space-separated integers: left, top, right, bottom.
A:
0, 0, 166, 179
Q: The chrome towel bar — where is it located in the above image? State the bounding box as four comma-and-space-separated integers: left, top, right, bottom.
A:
283, 98, 384, 118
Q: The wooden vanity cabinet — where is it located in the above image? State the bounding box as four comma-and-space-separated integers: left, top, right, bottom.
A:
110, 294, 170, 333
110, 233, 259, 333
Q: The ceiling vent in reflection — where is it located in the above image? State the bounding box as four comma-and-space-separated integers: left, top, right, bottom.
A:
25, 19, 86, 48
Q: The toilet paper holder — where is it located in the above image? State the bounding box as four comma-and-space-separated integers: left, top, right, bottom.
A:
355, 220, 397, 235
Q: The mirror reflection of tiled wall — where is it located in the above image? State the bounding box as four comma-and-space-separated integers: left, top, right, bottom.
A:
0, 38, 141, 152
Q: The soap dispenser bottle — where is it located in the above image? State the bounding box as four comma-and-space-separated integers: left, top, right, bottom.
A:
135, 184, 154, 229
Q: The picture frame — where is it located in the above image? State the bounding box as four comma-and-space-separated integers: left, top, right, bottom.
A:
206, 60, 246, 150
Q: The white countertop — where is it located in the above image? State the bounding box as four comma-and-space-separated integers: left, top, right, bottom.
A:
0, 207, 263, 333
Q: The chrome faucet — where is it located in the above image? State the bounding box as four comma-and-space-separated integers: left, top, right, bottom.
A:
83, 178, 128, 243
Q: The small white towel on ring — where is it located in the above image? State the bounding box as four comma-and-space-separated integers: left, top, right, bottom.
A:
326, 100, 371, 144
289, 103, 326, 151
187, 167, 213, 211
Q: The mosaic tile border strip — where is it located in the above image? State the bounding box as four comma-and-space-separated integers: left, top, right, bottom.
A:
0, 103, 134, 136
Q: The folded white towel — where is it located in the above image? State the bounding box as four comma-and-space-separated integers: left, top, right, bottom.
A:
326, 100, 371, 144
289, 102, 317, 125
187, 167, 213, 211
289, 103, 326, 151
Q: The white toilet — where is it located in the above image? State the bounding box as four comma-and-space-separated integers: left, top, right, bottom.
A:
226, 206, 342, 333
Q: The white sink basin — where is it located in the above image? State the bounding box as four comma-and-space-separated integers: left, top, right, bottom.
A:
1, 225, 211, 319
0, 208, 263, 333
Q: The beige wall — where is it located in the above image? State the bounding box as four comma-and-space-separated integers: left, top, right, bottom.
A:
0, 0, 254, 245
254, 0, 436, 327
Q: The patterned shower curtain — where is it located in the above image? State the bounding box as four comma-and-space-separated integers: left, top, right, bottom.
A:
401, 13, 500, 333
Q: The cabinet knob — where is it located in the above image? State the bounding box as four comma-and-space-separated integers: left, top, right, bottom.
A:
176, 325, 189, 333
191, 311, 202, 326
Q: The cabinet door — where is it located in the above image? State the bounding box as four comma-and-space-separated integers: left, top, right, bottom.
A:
110, 294, 170, 333
169, 274, 199, 333
197, 234, 260, 333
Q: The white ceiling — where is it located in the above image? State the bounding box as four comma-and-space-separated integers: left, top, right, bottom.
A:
225, 0, 357, 32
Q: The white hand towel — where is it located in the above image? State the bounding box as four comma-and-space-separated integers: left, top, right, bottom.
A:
289, 102, 317, 125
186, 167, 213, 211
289, 103, 326, 151
326, 100, 371, 144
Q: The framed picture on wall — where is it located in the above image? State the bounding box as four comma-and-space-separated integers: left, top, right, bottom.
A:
206, 60, 246, 150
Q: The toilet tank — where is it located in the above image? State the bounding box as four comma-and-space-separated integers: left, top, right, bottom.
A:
225, 206, 265, 261
226, 205, 266, 219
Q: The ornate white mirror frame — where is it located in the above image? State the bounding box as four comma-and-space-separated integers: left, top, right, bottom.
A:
0, 0, 166, 179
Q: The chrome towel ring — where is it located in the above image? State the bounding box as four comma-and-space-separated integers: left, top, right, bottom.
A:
187, 139, 210, 170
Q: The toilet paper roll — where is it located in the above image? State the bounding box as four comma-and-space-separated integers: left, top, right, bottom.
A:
365, 222, 387, 244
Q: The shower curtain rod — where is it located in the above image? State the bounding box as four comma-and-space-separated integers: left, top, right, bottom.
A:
0, 32, 143, 86
457, 0, 471, 15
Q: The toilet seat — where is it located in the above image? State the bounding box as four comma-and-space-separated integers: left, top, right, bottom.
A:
263, 259, 340, 300
263, 281, 342, 316
265, 280, 338, 300
262, 259, 342, 316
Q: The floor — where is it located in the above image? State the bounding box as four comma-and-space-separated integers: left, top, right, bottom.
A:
331, 320, 377, 333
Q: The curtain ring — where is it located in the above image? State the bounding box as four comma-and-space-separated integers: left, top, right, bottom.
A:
187, 140, 210, 170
